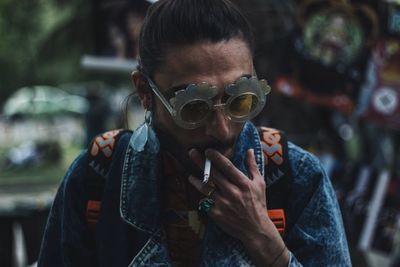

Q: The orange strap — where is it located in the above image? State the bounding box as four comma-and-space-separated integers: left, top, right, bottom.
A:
267, 209, 286, 236
86, 200, 102, 229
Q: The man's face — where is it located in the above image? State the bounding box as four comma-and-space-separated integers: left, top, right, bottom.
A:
151, 38, 254, 158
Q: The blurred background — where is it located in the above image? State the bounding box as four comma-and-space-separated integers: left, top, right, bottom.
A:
0, 0, 399, 266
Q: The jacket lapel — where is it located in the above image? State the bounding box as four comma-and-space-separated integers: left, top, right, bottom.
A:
120, 121, 263, 266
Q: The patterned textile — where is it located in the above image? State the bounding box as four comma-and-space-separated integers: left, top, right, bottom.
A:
161, 152, 205, 266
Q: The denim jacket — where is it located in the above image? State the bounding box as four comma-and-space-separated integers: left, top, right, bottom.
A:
38, 122, 351, 266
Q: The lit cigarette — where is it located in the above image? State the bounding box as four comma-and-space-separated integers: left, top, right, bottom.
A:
203, 158, 211, 183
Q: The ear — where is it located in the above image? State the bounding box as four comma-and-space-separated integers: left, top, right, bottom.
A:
131, 71, 152, 109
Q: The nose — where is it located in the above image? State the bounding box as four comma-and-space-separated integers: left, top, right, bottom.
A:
204, 109, 230, 140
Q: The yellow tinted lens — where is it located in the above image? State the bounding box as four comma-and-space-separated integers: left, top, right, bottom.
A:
181, 100, 210, 123
229, 94, 258, 117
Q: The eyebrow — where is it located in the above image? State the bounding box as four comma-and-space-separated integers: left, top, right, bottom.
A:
164, 73, 252, 98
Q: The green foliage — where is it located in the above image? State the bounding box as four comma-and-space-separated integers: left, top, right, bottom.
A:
0, 0, 93, 104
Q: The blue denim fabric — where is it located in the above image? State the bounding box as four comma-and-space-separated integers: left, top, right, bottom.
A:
38, 122, 351, 266
284, 142, 352, 266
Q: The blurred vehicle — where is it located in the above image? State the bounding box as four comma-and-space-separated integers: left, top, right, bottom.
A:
2, 85, 88, 120
4, 140, 62, 169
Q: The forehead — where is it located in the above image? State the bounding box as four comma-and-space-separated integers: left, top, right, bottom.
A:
153, 38, 253, 90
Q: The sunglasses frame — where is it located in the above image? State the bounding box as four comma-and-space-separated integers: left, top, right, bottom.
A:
144, 74, 271, 129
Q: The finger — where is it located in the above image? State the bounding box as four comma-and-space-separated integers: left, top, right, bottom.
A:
189, 148, 232, 186
188, 170, 236, 199
189, 148, 205, 170
189, 148, 212, 183
246, 149, 261, 181
205, 149, 249, 189
209, 168, 242, 199
189, 149, 242, 199
188, 175, 215, 196
188, 163, 241, 201
207, 194, 241, 228
206, 193, 225, 218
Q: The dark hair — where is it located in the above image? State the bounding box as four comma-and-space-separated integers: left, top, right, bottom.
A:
138, 0, 254, 76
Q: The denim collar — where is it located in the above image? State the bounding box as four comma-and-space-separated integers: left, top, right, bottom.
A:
120, 121, 263, 265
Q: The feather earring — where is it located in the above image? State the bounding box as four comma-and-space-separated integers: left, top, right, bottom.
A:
130, 110, 159, 153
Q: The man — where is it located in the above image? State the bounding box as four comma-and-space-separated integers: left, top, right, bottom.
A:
38, 0, 351, 266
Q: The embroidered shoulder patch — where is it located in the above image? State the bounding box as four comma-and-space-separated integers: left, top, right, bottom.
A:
88, 129, 127, 177
90, 129, 123, 158
259, 127, 283, 166
258, 127, 290, 187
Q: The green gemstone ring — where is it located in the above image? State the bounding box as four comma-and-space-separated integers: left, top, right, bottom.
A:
198, 198, 215, 215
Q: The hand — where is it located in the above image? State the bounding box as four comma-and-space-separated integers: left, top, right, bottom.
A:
188, 148, 289, 267
189, 148, 267, 239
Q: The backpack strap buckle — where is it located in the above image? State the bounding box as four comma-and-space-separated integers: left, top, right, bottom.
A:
86, 200, 102, 229
267, 209, 286, 236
